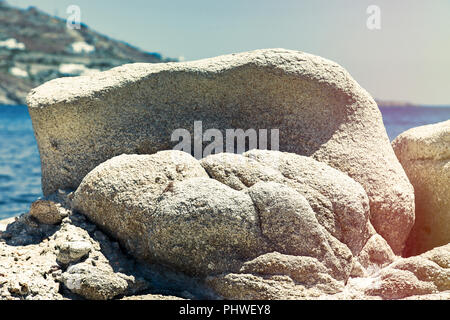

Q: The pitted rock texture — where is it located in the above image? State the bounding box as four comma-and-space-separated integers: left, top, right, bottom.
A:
28, 48, 414, 254
1, 177, 448, 300
73, 150, 374, 296
205, 252, 346, 300
72, 151, 210, 264
0, 213, 142, 300
29, 200, 68, 225
207, 244, 450, 300
357, 234, 396, 270
392, 120, 450, 256
147, 177, 267, 276
0, 198, 205, 300
324, 244, 450, 301
202, 150, 372, 256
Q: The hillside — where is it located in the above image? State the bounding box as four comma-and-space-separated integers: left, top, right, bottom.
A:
0, 2, 175, 105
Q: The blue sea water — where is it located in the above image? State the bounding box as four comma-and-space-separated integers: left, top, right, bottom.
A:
0, 104, 449, 219
379, 106, 450, 141
0, 105, 42, 219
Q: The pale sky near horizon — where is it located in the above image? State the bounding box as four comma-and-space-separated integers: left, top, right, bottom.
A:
7, 0, 450, 105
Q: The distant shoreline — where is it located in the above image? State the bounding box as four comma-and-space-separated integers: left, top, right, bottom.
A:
376, 100, 450, 108
378, 104, 450, 108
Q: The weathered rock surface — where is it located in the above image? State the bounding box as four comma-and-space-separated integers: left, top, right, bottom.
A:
72, 151, 210, 264
28, 48, 414, 254
29, 200, 68, 225
57, 240, 92, 265
392, 120, 450, 256
363, 244, 450, 299
148, 177, 266, 276
208, 244, 450, 300
71, 150, 421, 299
1, 181, 448, 300
61, 263, 129, 300
203, 150, 373, 255
206, 252, 346, 300
73, 150, 370, 282
326, 243, 450, 300
247, 182, 353, 281
0, 199, 203, 300
357, 234, 396, 270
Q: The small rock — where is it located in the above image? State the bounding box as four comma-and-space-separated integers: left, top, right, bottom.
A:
61, 263, 128, 300
29, 200, 64, 225
57, 241, 92, 265
365, 269, 437, 300
8, 281, 29, 296
350, 258, 367, 278
117, 274, 150, 296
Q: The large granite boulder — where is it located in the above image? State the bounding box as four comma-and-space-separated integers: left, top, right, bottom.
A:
28, 48, 414, 254
73, 150, 376, 297
204, 150, 373, 256
146, 177, 267, 276
392, 120, 450, 256
72, 151, 209, 263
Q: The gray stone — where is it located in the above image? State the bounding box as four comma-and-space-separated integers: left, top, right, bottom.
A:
29, 200, 65, 225
392, 120, 450, 256
364, 269, 437, 300
202, 150, 372, 256
1, 213, 58, 246
2, 188, 449, 300
57, 241, 92, 265
247, 182, 352, 281
147, 177, 267, 276
72, 151, 209, 262
73, 151, 366, 279
61, 263, 128, 300
206, 252, 346, 300
335, 243, 450, 300
357, 234, 396, 270
0, 210, 155, 300
28, 48, 414, 254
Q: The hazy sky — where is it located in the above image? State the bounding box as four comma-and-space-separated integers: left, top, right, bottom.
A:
8, 0, 450, 105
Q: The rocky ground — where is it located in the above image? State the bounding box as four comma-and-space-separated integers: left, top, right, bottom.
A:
0, 191, 213, 300
1, 209, 449, 300
1, 152, 449, 300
